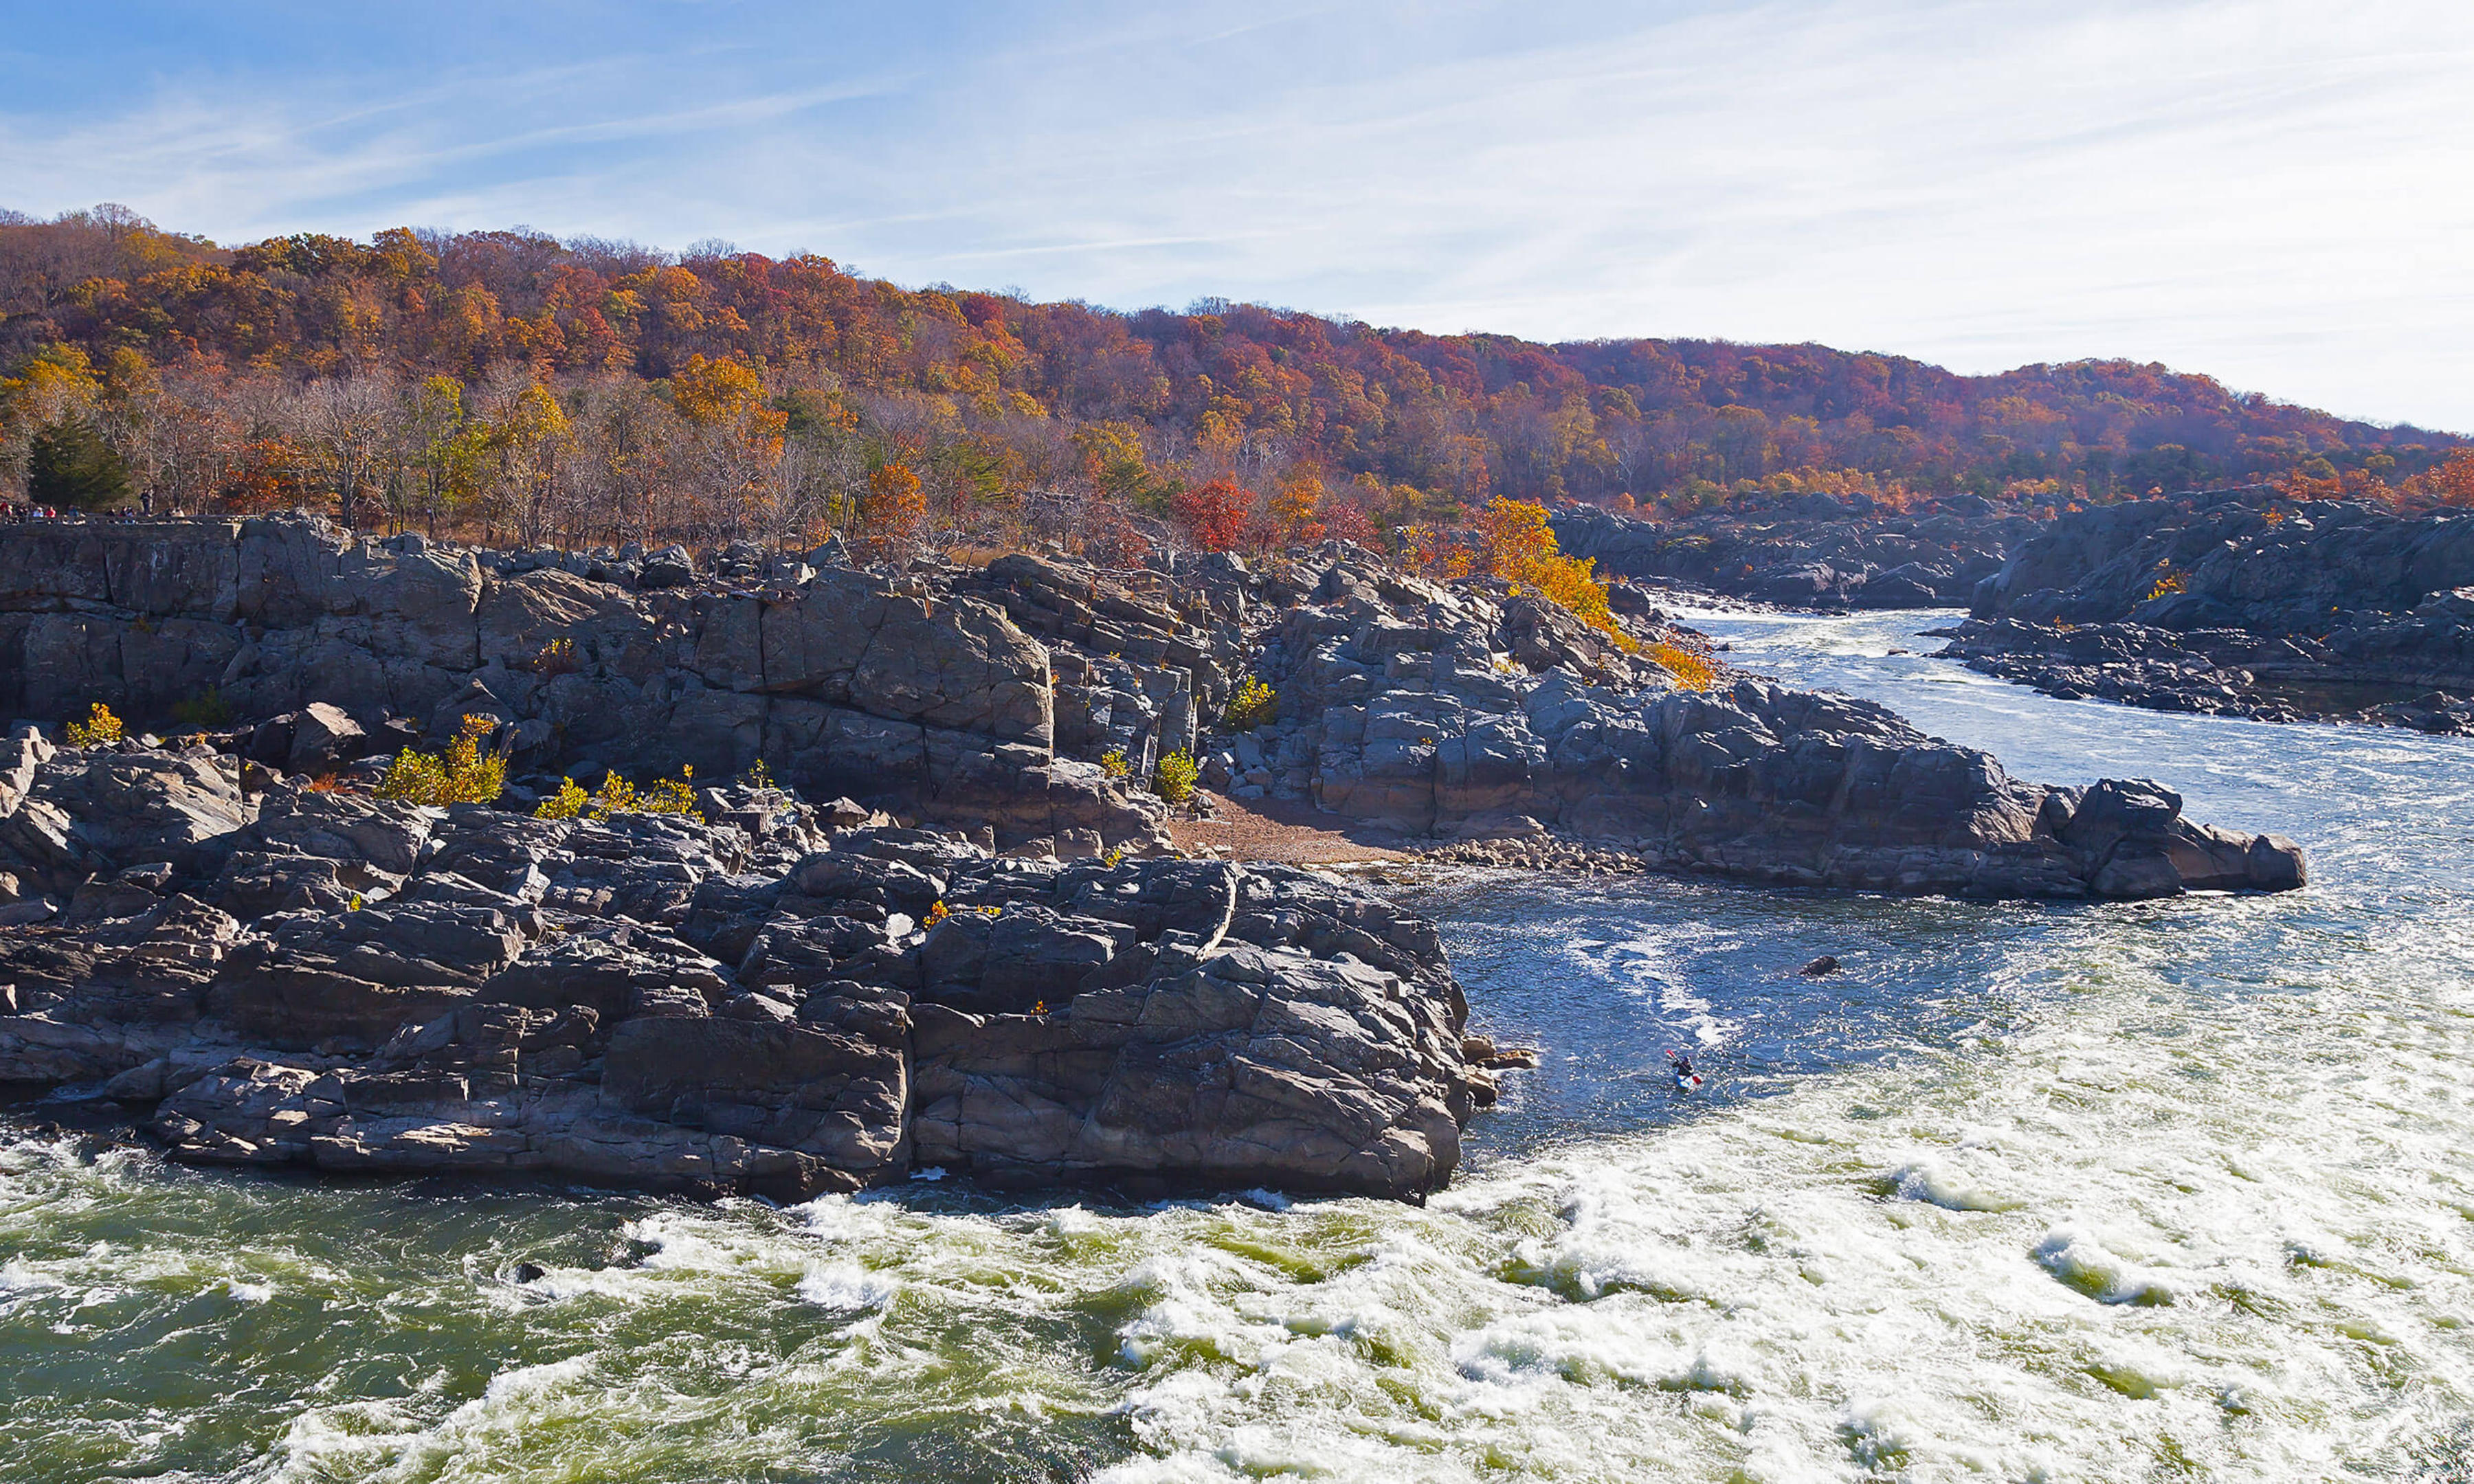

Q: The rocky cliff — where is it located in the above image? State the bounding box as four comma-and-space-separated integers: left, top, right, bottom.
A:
0, 514, 2316, 1202
1944, 491, 2474, 730
1, 514, 2306, 900
1111, 550, 2302, 900
1551, 497, 2036, 608
0, 515, 1167, 848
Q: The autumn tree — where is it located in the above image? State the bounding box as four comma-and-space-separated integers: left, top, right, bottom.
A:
298, 373, 397, 528
472, 366, 568, 546
1172, 477, 1249, 552
858, 460, 926, 559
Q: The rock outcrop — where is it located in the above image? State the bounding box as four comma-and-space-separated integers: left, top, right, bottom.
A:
1170, 551, 2304, 899
0, 738, 1476, 1201
0, 514, 2320, 1204
1946, 490, 2474, 729
1551, 497, 2036, 609
0, 516, 2309, 904
0, 515, 1164, 847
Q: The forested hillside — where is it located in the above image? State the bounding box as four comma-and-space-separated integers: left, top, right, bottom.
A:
3, 204, 2466, 555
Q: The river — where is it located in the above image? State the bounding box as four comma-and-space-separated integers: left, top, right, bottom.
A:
4, 609, 2469, 1483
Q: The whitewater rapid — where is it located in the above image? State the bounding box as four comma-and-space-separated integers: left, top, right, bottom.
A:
3, 609, 2469, 1483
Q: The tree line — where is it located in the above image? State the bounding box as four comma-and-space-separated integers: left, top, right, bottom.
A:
2, 203, 2467, 558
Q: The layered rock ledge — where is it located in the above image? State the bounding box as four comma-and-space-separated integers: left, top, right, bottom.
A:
1551, 496, 2033, 609
0, 514, 2306, 901
1945, 490, 2474, 730
0, 739, 1491, 1200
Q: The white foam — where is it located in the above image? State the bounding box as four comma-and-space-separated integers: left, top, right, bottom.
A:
795, 1261, 897, 1312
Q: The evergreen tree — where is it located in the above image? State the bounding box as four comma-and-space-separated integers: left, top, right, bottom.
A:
27, 418, 133, 510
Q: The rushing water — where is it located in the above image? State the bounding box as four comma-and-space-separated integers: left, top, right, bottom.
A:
6, 609, 2471, 1483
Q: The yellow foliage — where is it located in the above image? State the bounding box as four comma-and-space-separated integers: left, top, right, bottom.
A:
669, 354, 767, 426
533, 776, 588, 819
2145, 567, 2189, 602
1466, 497, 1636, 652
1221, 675, 1277, 731
63, 701, 124, 748
581, 763, 703, 822
1100, 748, 1130, 780
1648, 642, 1717, 692
375, 715, 506, 805
1151, 748, 1199, 806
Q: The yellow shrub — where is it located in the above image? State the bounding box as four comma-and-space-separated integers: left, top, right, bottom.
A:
2144, 567, 2189, 602
583, 764, 704, 823
1649, 642, 1717, 692
1221, 675, 1278, 731
63, 702, 125, 749
1100, 748, 1130, 780
1152, 748, 1199, 806
533, 776, 588, 819
375, 715, 505, 805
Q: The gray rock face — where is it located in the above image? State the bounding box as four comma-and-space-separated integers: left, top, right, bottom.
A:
1551, 502, 2036, 609
0, 515, 1157, 849
0, 731, 1480, 1203
1227, 556, 2304, 899
1948, 491, 2474, 728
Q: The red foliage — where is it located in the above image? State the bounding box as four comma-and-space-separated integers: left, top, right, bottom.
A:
1172, 477, 1251, 552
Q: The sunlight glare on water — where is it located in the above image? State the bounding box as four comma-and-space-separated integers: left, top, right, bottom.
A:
3, 609, 2469, 1482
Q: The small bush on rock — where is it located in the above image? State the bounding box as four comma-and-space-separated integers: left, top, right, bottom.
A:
533, 776, 589, 819
375, 715, 506, 805
171, 687, 234, 728
575, 765, 704, 823
1100, 748, 1130, 780
63, 702, 124, 749
1221, 675, 1278, 732
529, 637, 580, 677
1152, 748, 1199, 806
1649, 642, 1717, 693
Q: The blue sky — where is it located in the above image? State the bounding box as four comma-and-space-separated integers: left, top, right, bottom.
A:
4, 1, 2471, 430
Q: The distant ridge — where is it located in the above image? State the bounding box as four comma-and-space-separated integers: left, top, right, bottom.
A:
3, 205, 2464, 526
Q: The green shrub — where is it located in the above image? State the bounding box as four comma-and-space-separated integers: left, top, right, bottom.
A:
171, 687, 235, 728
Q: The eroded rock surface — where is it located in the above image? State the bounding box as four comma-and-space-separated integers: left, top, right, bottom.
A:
0, 737, 1476, 1202
1946, 489, 2474, 730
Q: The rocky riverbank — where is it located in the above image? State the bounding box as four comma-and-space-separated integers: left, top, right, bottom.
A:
0, 514, 2310, 1201
1944, 489, 2474, 731
1551, 495, 2035, 608
0, 734, 1495, 1200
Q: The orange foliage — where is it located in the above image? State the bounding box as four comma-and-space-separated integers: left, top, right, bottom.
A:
5, 207, 2465, 539
858, 461, 926, 557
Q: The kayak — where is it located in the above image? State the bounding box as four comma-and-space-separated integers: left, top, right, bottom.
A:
1674, 1071, 1704, 1092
